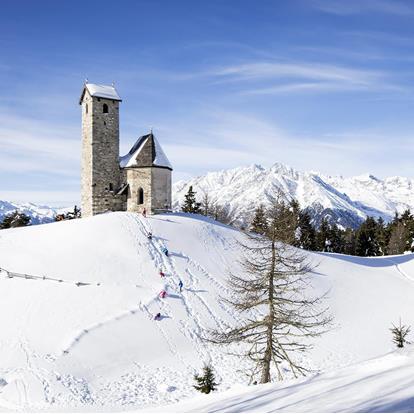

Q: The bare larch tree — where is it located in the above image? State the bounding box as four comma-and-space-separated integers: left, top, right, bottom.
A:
209, 197, 331, 384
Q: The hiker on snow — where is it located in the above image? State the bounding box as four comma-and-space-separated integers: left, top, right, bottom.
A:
142, 208, 147, 218
159, 290, 167, 299
159, 271, 165, 278
161, 247, 169, 257
178, 280, 183, 292
147, 232, 152, 240
154, 312, 161, 320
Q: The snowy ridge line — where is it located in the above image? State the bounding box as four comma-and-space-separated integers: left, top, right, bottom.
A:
0, 266, 142, 289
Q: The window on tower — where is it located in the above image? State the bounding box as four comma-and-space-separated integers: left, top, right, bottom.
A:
103, 103, 109, 113
138, 188, 144, 205
85, 103, 88, 114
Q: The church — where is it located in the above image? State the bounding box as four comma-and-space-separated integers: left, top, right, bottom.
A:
79, 82, 172, 217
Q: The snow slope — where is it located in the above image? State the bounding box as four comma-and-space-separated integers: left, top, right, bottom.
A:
0, 212, 413, 410
173, 163, 414, 228
150, 347, 414, 413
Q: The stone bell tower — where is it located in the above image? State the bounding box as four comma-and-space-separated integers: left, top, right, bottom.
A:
79, 83, 123, 217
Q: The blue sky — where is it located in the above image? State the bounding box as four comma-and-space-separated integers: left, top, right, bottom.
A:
1, 0, 414, 206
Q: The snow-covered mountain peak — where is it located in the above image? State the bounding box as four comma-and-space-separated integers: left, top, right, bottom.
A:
0, 200, 68, 225
172, 163, 414, 229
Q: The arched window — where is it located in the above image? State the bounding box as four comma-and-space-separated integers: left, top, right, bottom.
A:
85, 103, 88, 114
103, 103, 109, 113
138, 188, 144, 205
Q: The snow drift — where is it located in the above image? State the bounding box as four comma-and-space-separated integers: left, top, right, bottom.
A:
0, 212, 413, 411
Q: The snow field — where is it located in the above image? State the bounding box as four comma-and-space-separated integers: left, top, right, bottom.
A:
0, 212, 413, 410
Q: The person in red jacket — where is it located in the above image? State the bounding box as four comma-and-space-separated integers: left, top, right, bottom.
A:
160, 271, 165, 278
159, 290, 167, 298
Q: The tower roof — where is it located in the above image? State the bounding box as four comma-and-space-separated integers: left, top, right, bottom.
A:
119, 133, 173, 170
79, 83, 122, 104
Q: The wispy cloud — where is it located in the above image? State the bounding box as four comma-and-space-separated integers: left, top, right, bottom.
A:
0, 111, 79, 176
311, 0, 414, 16
158, 109, 414, 180
206, 61, 401, 95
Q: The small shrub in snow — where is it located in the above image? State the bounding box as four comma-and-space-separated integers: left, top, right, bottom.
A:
390, 319, 411, 348
193, 364, 218, 394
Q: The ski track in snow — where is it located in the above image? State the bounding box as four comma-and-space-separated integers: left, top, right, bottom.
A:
2, 212, 414, 411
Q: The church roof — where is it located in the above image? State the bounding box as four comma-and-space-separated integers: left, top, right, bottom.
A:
119, 133, 173, 170
79, 83, 122, 104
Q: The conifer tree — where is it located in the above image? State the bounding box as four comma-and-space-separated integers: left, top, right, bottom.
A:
193, 363, 219, 394
181, 186, 201, 214
390, 319, 411, 348
375, 217, 387, 255
209, 198, 331, 383
0, 211, 31, 229
342, 228, 356, 255
316, 218, 331, 252
355, 217, 380, 256
328, 223, 343, 253
250, 205, 268, 235
297, 210, 316, 250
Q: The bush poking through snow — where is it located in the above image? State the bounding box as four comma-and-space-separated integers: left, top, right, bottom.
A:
390, 319, 411, 348
193, 364, 219, 394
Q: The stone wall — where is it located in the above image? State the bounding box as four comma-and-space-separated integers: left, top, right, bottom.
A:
80, 90, 121, 216
151, 167, 172, 212
125, 168, 152, 213
124, 166, 171, 214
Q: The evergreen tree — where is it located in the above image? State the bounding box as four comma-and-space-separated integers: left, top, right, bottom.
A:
328, 223, 343, 253
355, 217, 380, 256
297, 210, 317, 251
342, 228, 356, 255
316, 218, 331, 252
181, 186, 201, 214
399, 209, 414, 252
390, 319, 411, 348
375, 217, 387, 255
250, 205, 268, 235
0, 211, 31, 229
193, 364, 219, 394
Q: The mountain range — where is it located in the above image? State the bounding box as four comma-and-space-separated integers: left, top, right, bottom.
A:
173, 163, 414, 229
0, 200, 67, 225
3, 163, 414, 229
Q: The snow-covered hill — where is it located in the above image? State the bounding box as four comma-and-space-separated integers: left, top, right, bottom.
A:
173, 164, 414, 228
0, 200, 67, 225
0, 212, 414, 411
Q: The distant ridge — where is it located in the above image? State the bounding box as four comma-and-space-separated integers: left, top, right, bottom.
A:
172, 163, 414, 229
0, 200, 67, 225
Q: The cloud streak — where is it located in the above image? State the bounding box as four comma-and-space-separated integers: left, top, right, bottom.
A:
206, 61, 402, 95
311, 0, 414, 16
